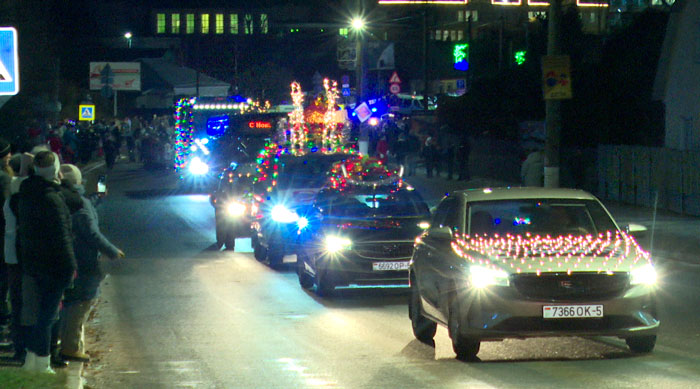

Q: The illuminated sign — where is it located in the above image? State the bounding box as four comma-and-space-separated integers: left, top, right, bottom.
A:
379, 0, 467, 4
491, 0, 522, 5
248, 121, 272, 129
528, 0, 550, 5
577, 0, 609, 6
453, 43, 469, 71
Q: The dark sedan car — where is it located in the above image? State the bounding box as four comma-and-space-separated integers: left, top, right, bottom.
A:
409, 187, 659, 361
297, 185, 431, 296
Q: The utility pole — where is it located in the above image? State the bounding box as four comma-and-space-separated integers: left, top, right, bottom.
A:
544, 0, 562, 188
422, 8, 428, 97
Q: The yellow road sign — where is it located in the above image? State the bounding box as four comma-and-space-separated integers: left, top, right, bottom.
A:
79, 104, 95, 121
542, 55, 572, 100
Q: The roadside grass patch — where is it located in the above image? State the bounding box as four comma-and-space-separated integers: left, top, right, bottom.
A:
0, 367, 67, 388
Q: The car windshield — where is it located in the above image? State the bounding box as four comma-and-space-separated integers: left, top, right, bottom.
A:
277, 154, 350, 189
467, 199, 618, 236
324, 190, 430, 219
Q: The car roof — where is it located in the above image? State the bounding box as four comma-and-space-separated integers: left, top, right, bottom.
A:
453, 187, 599, 202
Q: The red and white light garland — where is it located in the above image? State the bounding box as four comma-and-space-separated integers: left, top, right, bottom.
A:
451, 230, 651, 275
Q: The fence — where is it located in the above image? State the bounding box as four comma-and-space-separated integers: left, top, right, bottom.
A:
597, 145, 700, 216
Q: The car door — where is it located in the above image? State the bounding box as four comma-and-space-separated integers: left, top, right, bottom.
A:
414, 195, 464, 322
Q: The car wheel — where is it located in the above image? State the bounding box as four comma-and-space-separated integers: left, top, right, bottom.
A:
224, 234, 236, 251
409, 281, 437, 344
315, 267, 335, 297
448, 299, 480, 361
626, 335, 656, 353
297, 253, 314, 290
252, 235, 266, 261
267, 245, 284, 269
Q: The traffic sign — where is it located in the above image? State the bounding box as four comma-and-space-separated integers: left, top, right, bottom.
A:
389, 71, 401, 84
542, 55, 572, 100
0, 27, 19, 95
354, 102, 372, 123
342, 88, 351, 97
389, 83, 400, 94
342, 75, 350, 85
79, 104, 95, 121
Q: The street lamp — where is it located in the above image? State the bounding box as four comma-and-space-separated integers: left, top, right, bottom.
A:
124, 32, 133, 48
350, 17, 366, 102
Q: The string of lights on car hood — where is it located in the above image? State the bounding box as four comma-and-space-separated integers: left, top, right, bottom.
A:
449, 230, 652, 275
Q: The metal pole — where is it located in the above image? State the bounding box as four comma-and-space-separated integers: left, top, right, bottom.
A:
422, 9, 428, 97
544, 0, 562, 188
356, 37, 363, 101
114, 90, 118, 118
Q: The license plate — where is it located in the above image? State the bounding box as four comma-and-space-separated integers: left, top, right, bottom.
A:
372, 261, 409, 271
543, 305, 603, 319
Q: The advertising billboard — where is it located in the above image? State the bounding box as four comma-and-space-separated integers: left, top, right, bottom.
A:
89, 62, 141, 91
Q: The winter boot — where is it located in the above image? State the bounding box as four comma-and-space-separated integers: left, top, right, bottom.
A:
22, 350, 36, 371
34, 355, 56, 374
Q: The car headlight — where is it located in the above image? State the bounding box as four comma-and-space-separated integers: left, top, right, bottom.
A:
469, 265, 510, 288
324, 236, 352, 253
226, 201, 246, 217
630, 264, 657, 286
297, 216, 309, 230
271, 205, 299, 223
188, 157, 210, 175
418, 221, 430, 229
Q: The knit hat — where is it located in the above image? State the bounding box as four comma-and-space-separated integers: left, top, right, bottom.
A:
0, 139, 10, 158
59, 164, 82, 187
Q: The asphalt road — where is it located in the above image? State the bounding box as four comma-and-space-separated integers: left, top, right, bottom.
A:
82, 162, 700, 389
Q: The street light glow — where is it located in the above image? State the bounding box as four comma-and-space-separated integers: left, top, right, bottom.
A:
124, 32, 132, 39
351, 18, 365, 31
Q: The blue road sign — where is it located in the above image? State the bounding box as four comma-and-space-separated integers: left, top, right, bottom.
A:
0, 27, 19, 95
79, 104, 95, 121
342, 88, 351, 97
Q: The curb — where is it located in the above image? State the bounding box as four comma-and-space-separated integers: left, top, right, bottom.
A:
65, 361, 84, 389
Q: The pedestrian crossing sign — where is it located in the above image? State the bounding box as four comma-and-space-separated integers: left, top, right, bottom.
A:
79, 105, 95, 121
0, 27, 19, 96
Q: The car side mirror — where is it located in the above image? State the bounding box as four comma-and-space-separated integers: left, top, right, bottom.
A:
428, 226, 452, 242
625, 223, 647, 240
209, 191, 218, 207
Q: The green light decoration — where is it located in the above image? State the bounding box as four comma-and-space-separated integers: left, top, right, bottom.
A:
453, 43, 469, 64
514, 51, 526, 66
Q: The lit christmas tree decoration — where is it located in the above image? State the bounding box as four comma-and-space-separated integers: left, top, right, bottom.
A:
289, 82, 305, 150
174, 97, 196, 171
323, 78, 339, 151
450, 230, 652, 275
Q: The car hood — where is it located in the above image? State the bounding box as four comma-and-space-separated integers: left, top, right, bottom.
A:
322, 216, 424, 242
452, 231, 653, 274
274, 188, 322, 207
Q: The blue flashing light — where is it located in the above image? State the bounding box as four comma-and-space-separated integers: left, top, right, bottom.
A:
371, 107, 377, 112
494, 218, 501, 225
311, 147, 318, 152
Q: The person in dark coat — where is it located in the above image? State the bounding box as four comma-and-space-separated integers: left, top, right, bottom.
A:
0, 139, 12, 327
58, 164, 124, 363
18, 151, 79, 374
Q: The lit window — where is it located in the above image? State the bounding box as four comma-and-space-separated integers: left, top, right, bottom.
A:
187, 14, 195, 34
201, 14, 210, 34
216, 14, 224, 34
245, 14, 253, 34
466, 10, 478, 22
529, 11, 547, 20
458, 10, 464, 22
260, 14, 269, 34
590, 12, 596, 22
171, 14, 180, 34
156, 13, 165, 34
450, 30, 457, 41
443, 30, 449, 41
458, 30, 464, 41
230, 14, 238, 34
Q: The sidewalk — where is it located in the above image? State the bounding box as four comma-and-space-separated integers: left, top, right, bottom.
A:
404, 167, 700, 266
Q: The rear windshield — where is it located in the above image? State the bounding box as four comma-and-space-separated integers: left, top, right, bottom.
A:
467, 199, 618, 236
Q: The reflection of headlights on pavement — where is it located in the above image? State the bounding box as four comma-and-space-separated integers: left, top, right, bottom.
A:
469, 265, 510, 288
188, 157, 209, 175
226, 201, 246, 217
324, 236, 352, 253
271, 205, 299, 223
630, 264, 657, 286
297, 217, 309, 230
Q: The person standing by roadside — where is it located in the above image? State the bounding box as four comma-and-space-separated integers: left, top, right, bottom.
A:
18, 151, 78, 374
58, 164, 124, 363
521, 148, 545, 187
3, 152, 33, 362
0, 139, 13, 329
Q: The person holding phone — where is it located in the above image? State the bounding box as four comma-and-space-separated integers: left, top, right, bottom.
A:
57, 164, 124, 363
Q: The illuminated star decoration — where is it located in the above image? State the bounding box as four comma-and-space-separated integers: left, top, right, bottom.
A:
323, 78, 340, 151
451, 230, 652, 275
289, 82, 305, 152
174, 97, 196, 171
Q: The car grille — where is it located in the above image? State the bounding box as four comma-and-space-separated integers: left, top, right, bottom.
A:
511, 272, 630, 301
353, 242, 414, 260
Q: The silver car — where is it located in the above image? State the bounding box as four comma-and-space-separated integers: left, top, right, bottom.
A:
409, 187, 659, 361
